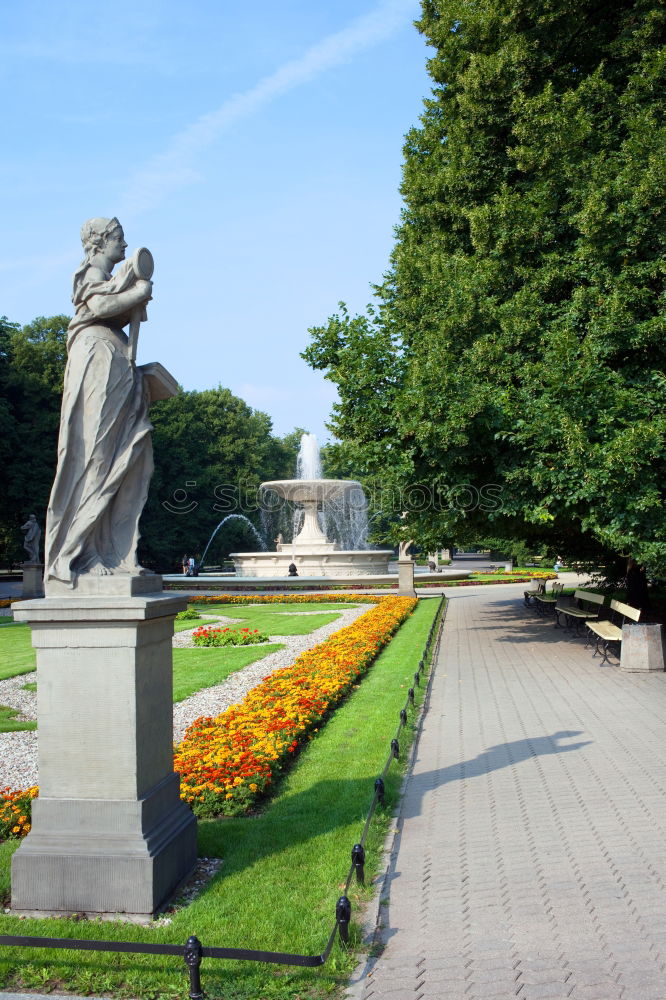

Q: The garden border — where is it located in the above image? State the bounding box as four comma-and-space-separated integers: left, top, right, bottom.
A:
0, 597, 444, 997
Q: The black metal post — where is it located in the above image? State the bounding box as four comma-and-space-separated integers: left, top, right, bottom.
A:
374, 776, 385, 805
391, 738, 400, 759
184, 935, 204, 1000
351, 843, 366, 884
408, 687, 415, 703
336, 896, 352, 946
400, 708, 407, 727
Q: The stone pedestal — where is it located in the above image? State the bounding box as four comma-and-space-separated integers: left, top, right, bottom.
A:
397, 559, 417, 598
22, 563, 44, 599
621, 623, 665, 673
11, 578, 197, 919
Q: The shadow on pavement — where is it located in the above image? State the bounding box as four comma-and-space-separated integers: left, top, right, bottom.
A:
401, 729, 591, 821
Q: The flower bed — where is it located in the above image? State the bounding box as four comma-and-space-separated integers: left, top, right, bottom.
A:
0, 786, 38, 839
0, 594, 416, 837
192, 626, 269, 647
191, 593, 387, 606
174, 596, 417, 817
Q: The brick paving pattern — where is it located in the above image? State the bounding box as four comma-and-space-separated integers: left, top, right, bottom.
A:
354, 585, 666, 1000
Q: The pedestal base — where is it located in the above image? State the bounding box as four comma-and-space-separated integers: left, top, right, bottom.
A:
397, 560, 417, 598
621, 623, 665, 672
11, 585, 197, 918
11, 774, 196, 918
22, 563, 44, 599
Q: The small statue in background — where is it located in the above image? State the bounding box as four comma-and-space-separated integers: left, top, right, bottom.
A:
274, 532, 283, 552
398, 539, 414, 560
21, 514, 41, 563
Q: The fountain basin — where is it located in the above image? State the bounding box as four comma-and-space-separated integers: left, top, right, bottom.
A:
261, 479, 361, 503
230, 549, 394, 578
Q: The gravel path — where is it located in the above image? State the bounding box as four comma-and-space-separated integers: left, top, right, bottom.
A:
0, 604, 368, 792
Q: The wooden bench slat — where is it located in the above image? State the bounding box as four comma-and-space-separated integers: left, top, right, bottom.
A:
587, 622, 622, 641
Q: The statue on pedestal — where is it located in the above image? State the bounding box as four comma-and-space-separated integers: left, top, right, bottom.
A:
20, 514, 41, 564
45, 218, 176, 589
12, 218, 195, 920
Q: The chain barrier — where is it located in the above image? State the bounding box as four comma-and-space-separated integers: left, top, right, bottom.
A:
0, 596, 446, 998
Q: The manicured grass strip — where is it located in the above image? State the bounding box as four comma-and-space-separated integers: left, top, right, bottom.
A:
172, 644, 284, 703
194, 609, 344, 636
189, 600, 360, 613
0, 706, 35, 733
0, 599, 440, 1000
0, 625, 35, 680
432, 573, 556, 588
173, 616, 218, 633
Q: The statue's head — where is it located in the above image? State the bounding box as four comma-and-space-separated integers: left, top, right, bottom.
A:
80, 217, 123, 259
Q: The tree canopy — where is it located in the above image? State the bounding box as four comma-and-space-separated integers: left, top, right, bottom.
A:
0, 315, 68, 566
304, 0, 666, 573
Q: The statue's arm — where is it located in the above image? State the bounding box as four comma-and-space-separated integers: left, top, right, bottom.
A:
86, 277, 152, 320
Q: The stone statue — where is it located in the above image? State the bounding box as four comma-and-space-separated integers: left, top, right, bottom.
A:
398, 539, 414, 559
21, 514, 41, 563
274, 532, 283, 552
45, 218, 175, 588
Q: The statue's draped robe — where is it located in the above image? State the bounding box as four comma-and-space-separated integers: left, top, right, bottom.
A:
45, 263, 153, 585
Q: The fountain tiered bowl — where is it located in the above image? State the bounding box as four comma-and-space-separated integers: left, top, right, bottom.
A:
230, 478, 394, 578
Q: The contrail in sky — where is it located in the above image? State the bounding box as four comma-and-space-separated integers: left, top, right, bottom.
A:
120, 0, 418, 217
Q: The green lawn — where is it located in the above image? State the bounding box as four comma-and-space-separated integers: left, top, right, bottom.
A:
0, 597, 442, 1000
189, 603, 356, 636
189, 599, 360, 618
0, 705, 35, 733
172, 644, 284, 702
173, 616, 217, 633
0, 624, 35, 680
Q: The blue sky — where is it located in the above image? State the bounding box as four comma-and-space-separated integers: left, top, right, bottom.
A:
2, 0, 430, 443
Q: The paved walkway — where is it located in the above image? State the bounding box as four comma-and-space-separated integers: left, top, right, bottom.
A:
351, 583, 666, 1000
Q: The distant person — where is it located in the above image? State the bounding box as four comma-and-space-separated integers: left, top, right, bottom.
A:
188, 556, 195, 577
288, 562, 298, 577
626, 557, 650, 610
182, 554, 189, 576
553, 556, 563, 572
428, 560, 437, 572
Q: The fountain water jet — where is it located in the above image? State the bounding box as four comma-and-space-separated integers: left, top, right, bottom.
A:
199, 514, 266, 569
230, 433, 393, 578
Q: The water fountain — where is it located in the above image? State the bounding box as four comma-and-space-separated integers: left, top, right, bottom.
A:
199, 514, 266, 569
230, 433, 394, 578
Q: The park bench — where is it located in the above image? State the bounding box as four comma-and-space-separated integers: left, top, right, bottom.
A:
554, 589, 605, 634
524, 580, 546, 607
586, 599, 641, 664
534, 581, 564, 615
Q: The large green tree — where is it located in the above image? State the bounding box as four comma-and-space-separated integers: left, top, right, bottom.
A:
0, 316, 68, 566
304, 0, 666, 572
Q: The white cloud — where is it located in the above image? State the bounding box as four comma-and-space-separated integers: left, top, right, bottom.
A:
119, 0, 417, 217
